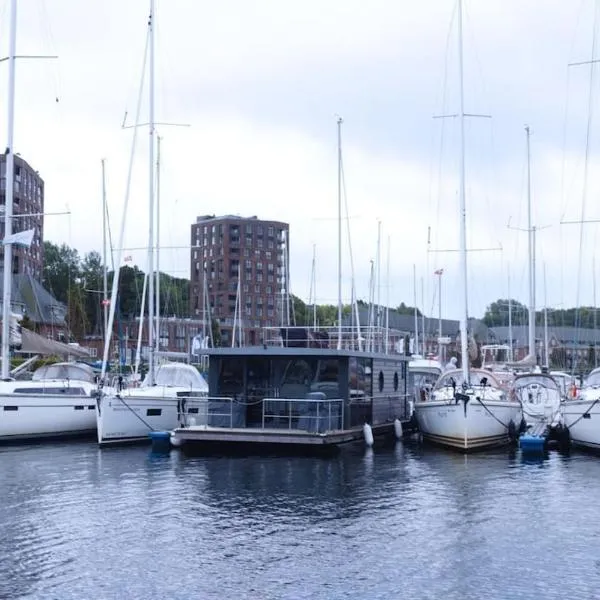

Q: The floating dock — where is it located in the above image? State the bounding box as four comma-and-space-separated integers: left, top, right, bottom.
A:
519, 422, 549, 453
169, 421, 400, 453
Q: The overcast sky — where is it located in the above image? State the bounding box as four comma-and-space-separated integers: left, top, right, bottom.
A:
3, 0, 600, 320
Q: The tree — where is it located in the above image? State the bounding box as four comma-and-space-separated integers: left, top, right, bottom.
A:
291, 295, 307, 326
211, 318, 222, 347
18, 314, 35, 332
396, 302, 421, 317
482, 299, 526, 327
42, 242, 81, 304
81, 250, 105, 335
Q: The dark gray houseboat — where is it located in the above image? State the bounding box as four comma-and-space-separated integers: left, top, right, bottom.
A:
170, 326, 411, 452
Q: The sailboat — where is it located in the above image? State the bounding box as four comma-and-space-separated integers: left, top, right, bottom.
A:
0, 0, 107, 442
413, 0, 521, 451
95, 1, 207, 445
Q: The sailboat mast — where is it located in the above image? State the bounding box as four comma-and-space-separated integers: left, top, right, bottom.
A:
508, 267, 513, 362
525, 125, 535, 363
413, 264, 419, 356
420, 277, 425, 356
376, 220, 381, 342
147, 0, 156, 384
1, 0, 17, 381
543, 262, 549, 368
457, 0, 469, 382
337, 116, 343, 350
101, 159, 109, 339
310, 244, 317, 330
385, 235, 390, 354
155, 135, 161, 356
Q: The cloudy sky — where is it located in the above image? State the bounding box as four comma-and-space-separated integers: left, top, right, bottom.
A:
2, 0, 600, 320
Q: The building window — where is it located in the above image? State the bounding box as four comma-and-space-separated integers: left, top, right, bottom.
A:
268, 226, 274, 236
254, 284, 260, 293
257, 262, 263, 270
245, 260, 252, 269
257, 273, 263, 282
266, 251, 272, 259
243, 284, 249, 292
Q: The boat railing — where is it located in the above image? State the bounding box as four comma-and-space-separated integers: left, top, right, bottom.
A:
261, 397, 345, 433
179, 392, 411, 431
260, 325, 410, 354
179, 395, 345, 433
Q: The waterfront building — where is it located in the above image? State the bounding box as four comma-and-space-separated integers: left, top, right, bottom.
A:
189, 214, 290, 346
0, 154, 44, 280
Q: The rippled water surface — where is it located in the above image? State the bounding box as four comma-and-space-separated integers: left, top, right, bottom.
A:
1, 439, 600, 599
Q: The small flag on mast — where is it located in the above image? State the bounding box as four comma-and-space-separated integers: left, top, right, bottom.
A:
3, 228, 34, 247
434, 268, 444, 275
123, 255, 133, 263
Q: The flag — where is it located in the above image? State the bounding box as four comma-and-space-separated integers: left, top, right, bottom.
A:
123, 255, 133, 263
434, 268, 444, 275
101, 299, 110, 307
3, 228, 34, 247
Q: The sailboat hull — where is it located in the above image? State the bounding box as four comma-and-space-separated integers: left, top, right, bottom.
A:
0, 392, 97, 441
414, 399, 521, 451
562, 397, 600, 450
96, 388, 205, 445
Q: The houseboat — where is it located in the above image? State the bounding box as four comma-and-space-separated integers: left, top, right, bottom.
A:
170, 326, 411, 452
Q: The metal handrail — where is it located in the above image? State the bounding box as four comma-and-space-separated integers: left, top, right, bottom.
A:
261, 397, 345, 433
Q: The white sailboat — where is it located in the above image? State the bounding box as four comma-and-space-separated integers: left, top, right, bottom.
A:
0, 0, 104, 441
413, 0, 521, 451
562, 368, 600, 450
95, 0, 207, 445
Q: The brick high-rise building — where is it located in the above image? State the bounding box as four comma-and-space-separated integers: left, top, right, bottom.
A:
190, 215, 290, 346
0, 154, 44, 280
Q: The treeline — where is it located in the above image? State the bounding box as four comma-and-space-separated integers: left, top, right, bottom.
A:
42, 242, 189, 339
483, 299, 600, 329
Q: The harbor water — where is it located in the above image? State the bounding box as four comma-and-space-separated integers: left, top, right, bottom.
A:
1, 440, 599, 600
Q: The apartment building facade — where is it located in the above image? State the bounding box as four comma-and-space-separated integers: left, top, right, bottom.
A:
0, 154, 44, 280
190, 214, 290, 346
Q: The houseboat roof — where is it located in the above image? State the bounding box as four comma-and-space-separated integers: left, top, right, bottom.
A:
200, 346, 410, 360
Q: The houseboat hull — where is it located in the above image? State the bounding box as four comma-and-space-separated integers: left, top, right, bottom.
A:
171, 421, 399, 454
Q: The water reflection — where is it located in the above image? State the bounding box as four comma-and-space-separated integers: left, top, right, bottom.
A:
1, 441, 600, 599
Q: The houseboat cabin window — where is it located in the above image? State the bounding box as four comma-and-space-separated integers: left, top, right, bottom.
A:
348, 357, 372, 427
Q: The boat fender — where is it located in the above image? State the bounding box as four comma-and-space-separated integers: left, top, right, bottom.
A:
518, 418, 527, 434
394, 418, 403, 440
363, 423, 374, 447
508, 420, 518, 443
170, 433, 183, 448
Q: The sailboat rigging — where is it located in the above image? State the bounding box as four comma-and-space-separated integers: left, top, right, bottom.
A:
413, 0, 522, 451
